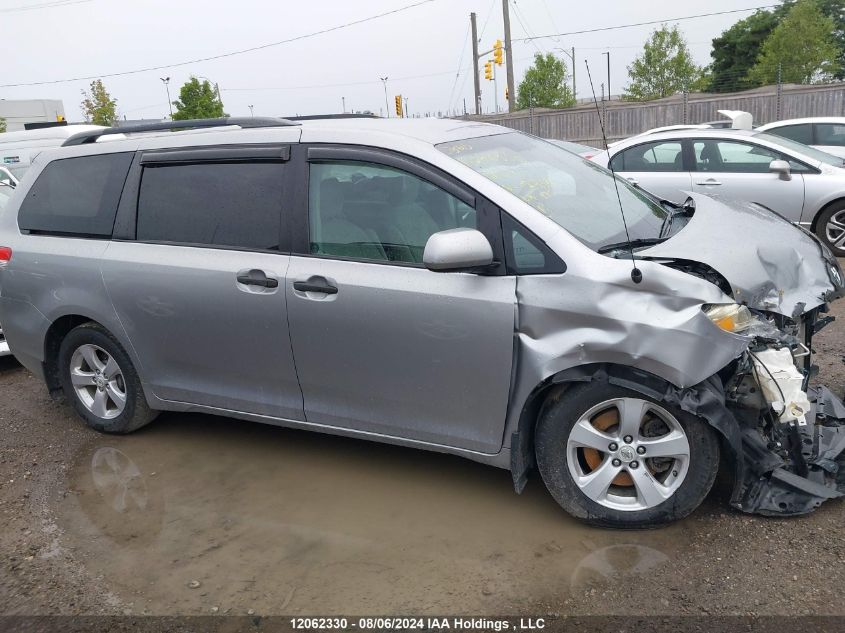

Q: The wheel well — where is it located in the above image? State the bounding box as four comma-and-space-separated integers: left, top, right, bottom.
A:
510, 363, 741, 494
810, 197, 845, 234
43, 315, 99, 398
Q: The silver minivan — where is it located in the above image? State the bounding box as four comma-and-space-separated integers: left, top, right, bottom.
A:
2, 117, 845, 527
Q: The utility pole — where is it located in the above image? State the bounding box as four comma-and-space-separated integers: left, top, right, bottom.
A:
571, 46, 576, 99
502, 0, 516, 112
470, 13, 481, 115
404, 97, 409, 118
380, 77, 390, 118
603, 51, 611, 101
342, 96, 346, 113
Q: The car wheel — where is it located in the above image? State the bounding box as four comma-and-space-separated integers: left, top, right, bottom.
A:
58, 322, 157, 434
816, 201, 845, 257
535, 381, 719, 528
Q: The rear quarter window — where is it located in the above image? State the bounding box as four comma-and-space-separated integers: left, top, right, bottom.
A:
18, 152, 133, 236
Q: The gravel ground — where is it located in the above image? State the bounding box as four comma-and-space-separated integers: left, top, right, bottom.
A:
1, 298, 845, 618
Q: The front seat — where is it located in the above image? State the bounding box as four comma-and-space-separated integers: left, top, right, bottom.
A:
313, 178, 386, 260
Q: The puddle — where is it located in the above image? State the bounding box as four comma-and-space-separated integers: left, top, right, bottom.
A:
59, 413, 692, 614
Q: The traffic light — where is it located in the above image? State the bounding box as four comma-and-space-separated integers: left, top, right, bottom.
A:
505, 87, 509, 101
56, 114, 65, 122
395, 95, 403, 117
484, 61, 493, 81
493, 39, 503, 66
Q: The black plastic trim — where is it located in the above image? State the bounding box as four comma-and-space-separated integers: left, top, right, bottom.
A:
141, 145, 290, 164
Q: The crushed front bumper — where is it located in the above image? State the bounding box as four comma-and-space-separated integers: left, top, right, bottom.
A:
732, 386, 845, 516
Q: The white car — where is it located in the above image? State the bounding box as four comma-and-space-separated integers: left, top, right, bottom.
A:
756, 117, 845, 159
591, 128, 845, 255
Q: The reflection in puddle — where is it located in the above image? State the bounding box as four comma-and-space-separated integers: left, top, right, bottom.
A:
61, 413, 688, 614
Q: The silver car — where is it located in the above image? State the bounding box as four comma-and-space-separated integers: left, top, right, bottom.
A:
591, 128, 845, 256
0, 184, 13, 357
1, 117, 845, 527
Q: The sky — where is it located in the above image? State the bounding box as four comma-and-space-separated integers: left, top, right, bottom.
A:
0, 0, 781, 121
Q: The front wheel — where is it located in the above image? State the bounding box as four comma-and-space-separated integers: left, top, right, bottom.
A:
815, 200, 845, 257
535, 382, 719, 528
58, 322, 158, 434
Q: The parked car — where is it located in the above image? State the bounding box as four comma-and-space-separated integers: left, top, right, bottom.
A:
756, 117, 845, 159
591, 128, 845, 255
1, 117, 844, 527
0, 124, 106, 179
612, 110, 755, 148
545, 139, 599, 159
0, 184, 13, 357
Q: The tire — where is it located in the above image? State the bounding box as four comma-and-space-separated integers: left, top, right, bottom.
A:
535, 381, 719, 529
814, 200, 845, 257
58, 322, 157, 434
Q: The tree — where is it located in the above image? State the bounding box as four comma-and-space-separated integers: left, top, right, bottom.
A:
812, 0, 845, 78
624, 25, 701, 101
749, 0, 840, 85
708, 7, 787, 92
80, 79, 118, 126
516, 53, 575, 110
172, 77, 225, 120
0, 118, 5, 134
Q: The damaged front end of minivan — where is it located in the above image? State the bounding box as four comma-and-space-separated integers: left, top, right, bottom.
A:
638, 196, 845, 516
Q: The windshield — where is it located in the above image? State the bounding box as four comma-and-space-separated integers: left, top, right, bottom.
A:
438, 132, 667, 250
753, 132, 845, 167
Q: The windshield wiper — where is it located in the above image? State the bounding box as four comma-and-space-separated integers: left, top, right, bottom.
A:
597, 237, 668, 254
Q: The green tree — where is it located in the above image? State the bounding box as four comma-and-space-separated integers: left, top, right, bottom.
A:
812, 0, 845, 78
0, 118, 5, 133
624, 25, 701, 101
749, 0, 840, 84
80, 79, 118, 126
516, 53, 575, 110
172, 77, 226, 120
708, 7, 787, 92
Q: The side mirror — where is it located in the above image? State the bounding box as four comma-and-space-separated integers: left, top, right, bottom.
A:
423, 228, 494, 272
769, 159, 792, 181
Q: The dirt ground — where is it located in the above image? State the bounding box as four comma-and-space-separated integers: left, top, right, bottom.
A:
2, 300, 845, 618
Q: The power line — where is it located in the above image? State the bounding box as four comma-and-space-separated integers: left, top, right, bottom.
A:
510, 1, 544, 54
0, 0, 92, 13
0, 0, 435, 88
447, 20, 472, 110
512, 5, 779, 42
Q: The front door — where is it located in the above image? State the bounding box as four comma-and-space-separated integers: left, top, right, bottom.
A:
690, 138, 806, 222
101, 150, 303, 420
285, 148, 516, 454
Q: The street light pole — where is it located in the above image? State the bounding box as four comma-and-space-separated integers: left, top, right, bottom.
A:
160, 77, 173, 119
342, 96, 346, 113
380, 77, 390, 118
554, 47, 576, 101
603, 51, 611, 101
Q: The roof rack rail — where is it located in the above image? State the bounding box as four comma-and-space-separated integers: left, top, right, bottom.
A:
62, 117, 299, 147
286, 113, 379, 121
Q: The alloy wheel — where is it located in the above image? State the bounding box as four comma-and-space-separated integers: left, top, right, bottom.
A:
566, 397, 690, 511
825, 209, 845, 250
69, 344, 127, 420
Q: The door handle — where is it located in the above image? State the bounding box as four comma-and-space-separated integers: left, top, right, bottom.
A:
237, 274, 278, 288
294, 280, 338, 295
695, 179, 722, 185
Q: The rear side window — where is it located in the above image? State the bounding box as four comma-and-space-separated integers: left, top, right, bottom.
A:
19, 152, 133, 236
768, 123, 813, 145
136, 162, 284, 250
610, 141, 684, 172
816, 123, 845, 147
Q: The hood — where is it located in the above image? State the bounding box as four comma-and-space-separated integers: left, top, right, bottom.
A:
642, 194, 843, 317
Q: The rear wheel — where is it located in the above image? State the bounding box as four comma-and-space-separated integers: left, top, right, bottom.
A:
815, 200, 845, 257
535, 382, 719, 528
58, 323, 157, 434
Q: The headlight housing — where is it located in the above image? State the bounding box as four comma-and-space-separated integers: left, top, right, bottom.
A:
703, 303, 755, 333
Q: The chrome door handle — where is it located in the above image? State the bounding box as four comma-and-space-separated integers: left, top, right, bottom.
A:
695, 179, 722, 185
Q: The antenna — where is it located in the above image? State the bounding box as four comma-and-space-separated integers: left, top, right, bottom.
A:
584, 60, 642, 284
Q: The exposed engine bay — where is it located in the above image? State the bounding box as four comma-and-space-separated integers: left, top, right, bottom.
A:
719, 304, 845, 515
